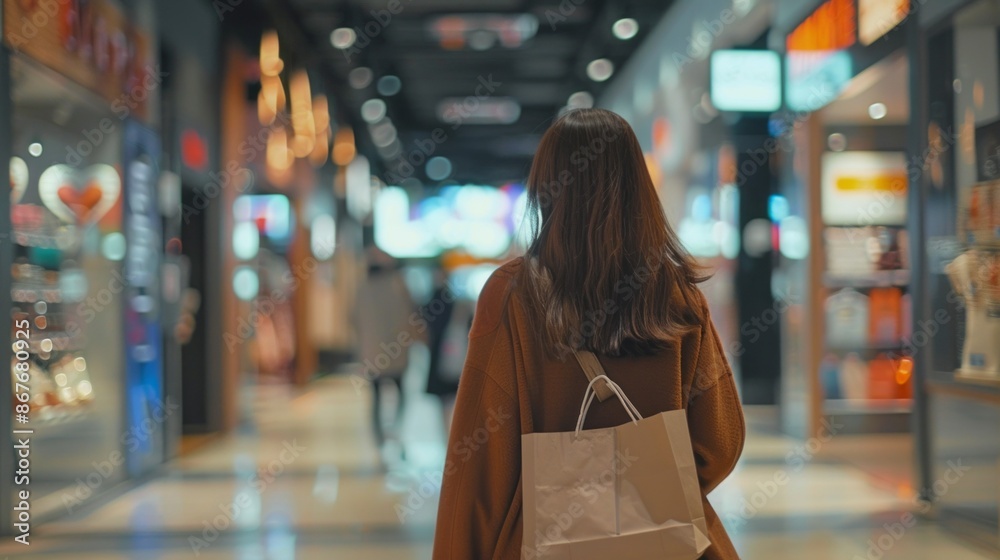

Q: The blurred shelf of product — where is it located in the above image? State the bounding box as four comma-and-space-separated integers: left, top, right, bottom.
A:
766, 0, 916, 438
952, 371, 1000, 386
2, 0, 166, 529
918, 0, 1000, 551
823, 398, 913, 415
822, 268, 911, 288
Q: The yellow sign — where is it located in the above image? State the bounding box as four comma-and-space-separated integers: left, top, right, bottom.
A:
835, 173, 908, 193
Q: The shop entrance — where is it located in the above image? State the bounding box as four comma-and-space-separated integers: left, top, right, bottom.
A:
180, 185, 212, 433
778, 46, 915, 451
813, 52, 914, 433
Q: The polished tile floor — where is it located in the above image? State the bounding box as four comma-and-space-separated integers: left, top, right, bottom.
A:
1, 372, 995, 559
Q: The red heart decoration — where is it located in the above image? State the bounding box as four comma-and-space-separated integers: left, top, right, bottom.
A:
58, 183, 105, 221
39, 163, 120, 225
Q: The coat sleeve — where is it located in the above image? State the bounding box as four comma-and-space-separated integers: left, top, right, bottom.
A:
686, 294, 746, 495
432, 270, 521, 559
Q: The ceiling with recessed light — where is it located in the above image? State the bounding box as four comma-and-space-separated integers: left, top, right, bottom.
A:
246, 0, 671, 185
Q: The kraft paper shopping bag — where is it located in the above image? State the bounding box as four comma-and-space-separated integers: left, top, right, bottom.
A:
522, 368, 710, 560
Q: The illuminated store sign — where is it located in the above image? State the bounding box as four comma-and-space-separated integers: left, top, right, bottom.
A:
786, 0, 856, 52
710, 50, 782, 112
858, 0, 910, 45
374, 185, 522, 258
122, 120, 164, 476
785, 0, 857, 112
785, 50, 852, 112
821, 151, 908, 226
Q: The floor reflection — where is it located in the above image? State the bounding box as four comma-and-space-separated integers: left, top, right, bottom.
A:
0, 374, 993, 560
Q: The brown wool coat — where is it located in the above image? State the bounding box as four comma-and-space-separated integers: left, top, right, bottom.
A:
432, 258, 745, 560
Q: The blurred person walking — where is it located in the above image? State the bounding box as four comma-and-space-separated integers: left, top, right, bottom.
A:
433, 108, 745, 559
358, 249, 417, 449
423, 266, 463, 435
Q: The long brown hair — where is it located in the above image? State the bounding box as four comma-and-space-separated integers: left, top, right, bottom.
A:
516, 108, 707, 358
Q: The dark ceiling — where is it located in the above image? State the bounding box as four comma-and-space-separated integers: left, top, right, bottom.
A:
242, 0, 671, 185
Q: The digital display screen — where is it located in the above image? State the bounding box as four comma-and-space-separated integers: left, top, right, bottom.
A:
710, 50, 782, 112
234, 194, 293, 244
374, 184, 526, 258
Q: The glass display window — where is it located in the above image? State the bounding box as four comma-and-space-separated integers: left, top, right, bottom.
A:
9, 56, 127, 516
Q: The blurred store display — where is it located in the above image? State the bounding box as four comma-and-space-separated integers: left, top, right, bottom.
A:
374, 183, 525, 259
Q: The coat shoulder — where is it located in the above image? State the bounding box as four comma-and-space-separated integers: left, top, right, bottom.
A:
468, 257, 523, 339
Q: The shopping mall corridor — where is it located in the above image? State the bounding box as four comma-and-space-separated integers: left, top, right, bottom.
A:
0, 365, 994, 560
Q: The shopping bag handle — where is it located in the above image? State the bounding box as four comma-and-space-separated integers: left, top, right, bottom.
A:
575, 374, 643, 436
573, 350, 615, 402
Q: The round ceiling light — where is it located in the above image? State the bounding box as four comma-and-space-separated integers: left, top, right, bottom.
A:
377, 75, 402, 97
426, 157, 453, 181
567, 91, 594, 109
348, 67, 373, 89
361, 99, 387, 123
868, 102, 888, 120
612, 18, 639, 40
586, 58, 614, 82
330, 28, 357, 49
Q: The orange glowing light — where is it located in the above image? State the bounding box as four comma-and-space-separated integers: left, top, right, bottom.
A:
257, 89, 276, 126
260, 74, 286, 116
290, 70, 315, 158
332, 128, 356, 166
310, 130, 329, 167
895, 357, 913, 385
260, 31, 284, 77
652, 117, 670, 153
313, 95, 330, 133
266, 127, 294, 172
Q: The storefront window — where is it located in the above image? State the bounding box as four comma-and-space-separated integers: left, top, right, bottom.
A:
920, 1, 1000, 544
9, 58, 127, 516
924, 0, 1000, 383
